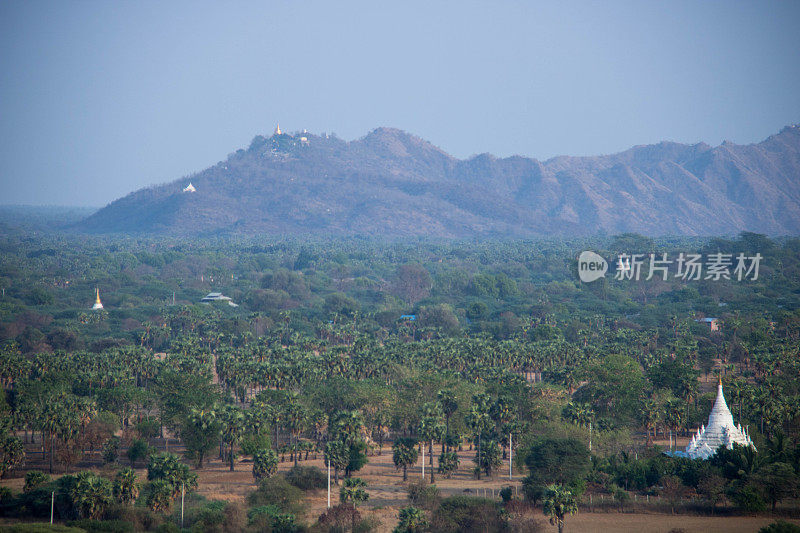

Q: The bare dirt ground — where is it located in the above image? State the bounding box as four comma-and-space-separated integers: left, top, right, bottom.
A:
558, 514, 793, 533
192, 448, 799, 533
4, 441, 799, 533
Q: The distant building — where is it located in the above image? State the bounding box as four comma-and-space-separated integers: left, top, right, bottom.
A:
91, 288, 104, 310
274, 123, 282, 135
183, 183, 196, 193
671, 379, 755, 459
400, 314, 416, 321
200, 292, 238, 307
696, 317, 720, 332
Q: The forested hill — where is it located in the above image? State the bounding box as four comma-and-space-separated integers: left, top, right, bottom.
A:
74, 125, 800, 237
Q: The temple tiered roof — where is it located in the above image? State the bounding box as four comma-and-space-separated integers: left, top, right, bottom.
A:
679, 378, 755, 459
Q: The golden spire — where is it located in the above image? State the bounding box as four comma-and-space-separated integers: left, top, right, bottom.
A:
92, 287, 104, 309
274, 123, 282, 135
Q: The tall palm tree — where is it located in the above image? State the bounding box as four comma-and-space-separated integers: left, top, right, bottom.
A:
220, 405, 245, 471
465, 393, 491, 480
418, 403, 445, 483
437, 389, 458, 452
284, 394, 309, 467
392, 438, 419, 482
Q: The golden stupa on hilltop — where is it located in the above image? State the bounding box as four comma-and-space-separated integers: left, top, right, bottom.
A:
274, 123, 282, 135
91, 287, 104, 310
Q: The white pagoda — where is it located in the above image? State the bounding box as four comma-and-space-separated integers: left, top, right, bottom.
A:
183, 183, 196, 193
682, 378, 755, 459
91, 288, 104, 310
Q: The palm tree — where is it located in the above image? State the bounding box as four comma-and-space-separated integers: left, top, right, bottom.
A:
543, 484, 578, 533
147, 479, 173, 513
325, 439, 349, 485
183, 407, 221, 468
340, 477, 369, 506
112, 468, 139, 505
340, 477, 370, 531
641, 398, 661, 446
284, 394, 308, 467
395, 506, 428, 533
465, 393, 491, 480
71, 471, 113, 520
219, 405, 245, 471
418, 403, 445, 483
392, 438, 419, 482
147, 452, 197, 499
436, 389, 458, 452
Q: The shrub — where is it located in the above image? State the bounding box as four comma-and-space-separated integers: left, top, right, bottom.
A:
759, 521, 800, 533
67, 519, 135, 533
114, 506, 164, 531
437, 451, 459, 478
0, 525, 85, 533
70, 471, 113, 520
24, 471, 51, 493
613, 487, 631, 511
248, 476, 305, 517
732, 485, 767, 513
272, 512, 303, 533
192, 502, 225, 533
190, 500, 246, 532
154, 523, 180, 533
240, 432, 272, 457
146, 480, 173, 513
0, 432, 25, 477
313, 503, 361, 533
430, 495, 506, 533
286, 465, 327, 490
248, 504, 282, 527
102, 436, 121, 464
134, 417, 160, 440
394, 506, 427, 533
406, 479, 440, 510
253, 448, 279, 481
14, 487, 56, 518
112, 468, 139, 505
126, 438, 151, 467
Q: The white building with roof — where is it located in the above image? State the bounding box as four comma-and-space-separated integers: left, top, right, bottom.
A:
200, 292, 238, 307
678, 378, 756, 459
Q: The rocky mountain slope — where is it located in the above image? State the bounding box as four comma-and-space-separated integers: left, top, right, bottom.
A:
75, 125, 800, 237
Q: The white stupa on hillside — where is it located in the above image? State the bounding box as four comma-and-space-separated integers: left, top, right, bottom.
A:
680, 378, 755, 459
183, 183, 196, 193
91, 288, 104, 310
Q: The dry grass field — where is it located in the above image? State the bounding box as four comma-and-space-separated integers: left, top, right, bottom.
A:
3, 441, 799, 533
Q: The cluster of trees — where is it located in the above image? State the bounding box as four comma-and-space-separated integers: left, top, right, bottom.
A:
0, 230, 799, 529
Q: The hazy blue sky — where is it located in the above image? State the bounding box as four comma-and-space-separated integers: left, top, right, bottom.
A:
1, 1, 799, 207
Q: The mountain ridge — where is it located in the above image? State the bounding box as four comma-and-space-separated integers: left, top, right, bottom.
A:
75, 125, 800, 237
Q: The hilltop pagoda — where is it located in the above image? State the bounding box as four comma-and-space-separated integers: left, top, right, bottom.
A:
680, 378, 755, 459
91, 288, 104, 310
